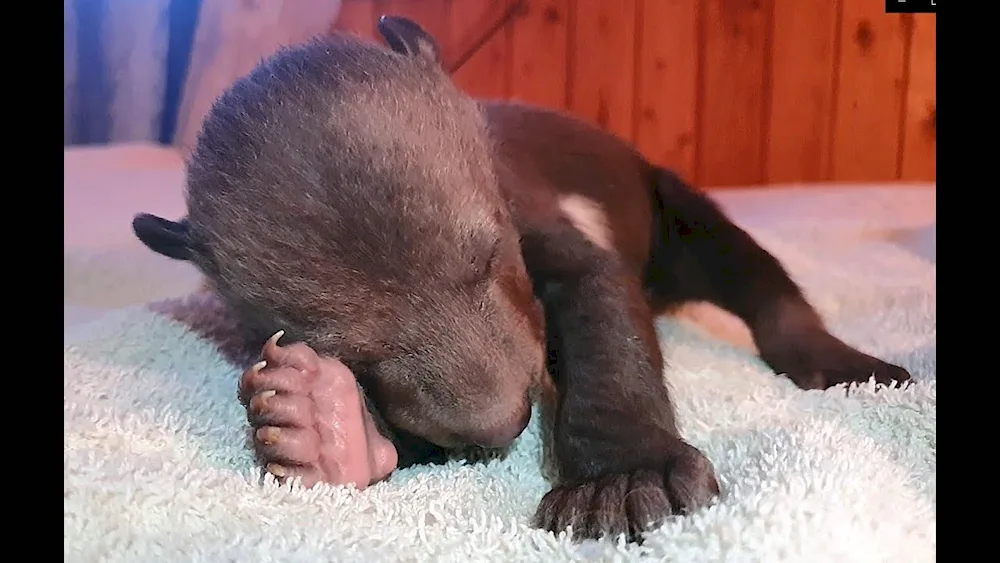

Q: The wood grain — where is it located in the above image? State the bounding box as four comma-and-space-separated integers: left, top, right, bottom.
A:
765, 0, 840, 184
633, 0, 700, 183
509, 0, 570, 110
173, 0, 935, 186
335, 0, 934, 185
830, 0, 909, 182
899, 15, 935, 182
568, 0, 639, 140
449, 0, 512, 99
332, 0, 378, 40
697, 0, 771, 187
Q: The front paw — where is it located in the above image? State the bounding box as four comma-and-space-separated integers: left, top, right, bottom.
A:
767, 331, 912, 390
533, 440, 720, 541
238, 331, 398, 489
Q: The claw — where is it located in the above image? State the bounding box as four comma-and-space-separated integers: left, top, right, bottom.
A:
268, 330, 285, 349
239, 361, 269, 404
257, 426, 280, 445
266, 463, 287, 477
249, 389, 276, 413
263, 330, 286, 363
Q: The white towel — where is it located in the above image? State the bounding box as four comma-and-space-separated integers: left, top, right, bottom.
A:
64, 153, 935, 562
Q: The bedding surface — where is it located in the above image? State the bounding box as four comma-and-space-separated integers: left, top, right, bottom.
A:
64, 144, 936, 562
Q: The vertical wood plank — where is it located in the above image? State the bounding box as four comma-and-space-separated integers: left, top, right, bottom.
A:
375, 0, 453, 60
509, 0, 570, 110
449, 0, 511, 99
765, 0, 840, 184
899, 15, 935, 182
830, 0, 908, 182
697, 0, 771, 187
332, 0, 377, 40
568, 0, 638, 141
633, 0, 700, 182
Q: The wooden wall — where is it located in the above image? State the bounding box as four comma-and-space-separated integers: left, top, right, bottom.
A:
334, 0, 936, 188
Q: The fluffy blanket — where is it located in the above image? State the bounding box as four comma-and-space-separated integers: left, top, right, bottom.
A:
64, 145, 935, 562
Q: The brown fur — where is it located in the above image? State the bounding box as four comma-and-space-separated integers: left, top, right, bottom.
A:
133, 21, 911, 542
175, 35, 542, 451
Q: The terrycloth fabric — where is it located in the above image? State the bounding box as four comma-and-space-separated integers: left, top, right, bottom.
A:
64, 147, 935, 562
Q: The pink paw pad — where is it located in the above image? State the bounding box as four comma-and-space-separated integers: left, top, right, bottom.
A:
238, 331, 398, 488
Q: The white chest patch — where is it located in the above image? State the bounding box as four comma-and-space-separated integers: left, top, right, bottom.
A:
558, 194, 614, 251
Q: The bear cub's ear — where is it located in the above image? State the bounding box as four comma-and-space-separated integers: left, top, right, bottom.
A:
132, 213, 194, 261
377, 15, 441, 64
